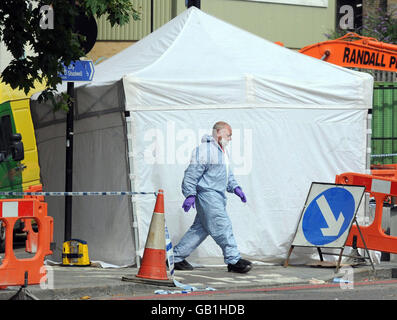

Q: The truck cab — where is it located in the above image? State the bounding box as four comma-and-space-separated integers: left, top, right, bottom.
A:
0, 101, 25, 192
0, 82, 44, 253
0, 100, 26, 251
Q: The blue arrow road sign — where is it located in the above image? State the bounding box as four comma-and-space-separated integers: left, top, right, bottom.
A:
302, 187, 356, 246
60, 60, 95, 82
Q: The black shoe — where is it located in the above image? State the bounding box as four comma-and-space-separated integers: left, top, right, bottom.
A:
228, 258, 252, 273
174, 259, 194, 270
239, 258, 252, 266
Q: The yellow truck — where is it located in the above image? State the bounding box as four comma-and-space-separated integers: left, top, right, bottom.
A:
0, 82, 43, 251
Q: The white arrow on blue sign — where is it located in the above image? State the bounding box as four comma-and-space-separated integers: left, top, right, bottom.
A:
292, 183, 365, 248
302, 187, 355, 245
60, 60, 95, 82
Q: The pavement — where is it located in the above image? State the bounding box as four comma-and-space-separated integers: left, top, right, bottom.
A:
1, 258, 397, 300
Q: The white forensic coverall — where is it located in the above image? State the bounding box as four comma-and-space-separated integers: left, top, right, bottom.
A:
173, 134, 242, 265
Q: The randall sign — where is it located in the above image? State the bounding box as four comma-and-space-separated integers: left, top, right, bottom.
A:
342, 47, 397, 69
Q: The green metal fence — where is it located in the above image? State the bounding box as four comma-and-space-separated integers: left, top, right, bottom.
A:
371, 82, 397, 165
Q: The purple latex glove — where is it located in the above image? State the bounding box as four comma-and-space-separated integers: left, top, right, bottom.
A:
182, 195, 196, 212
234, 187, 247, 203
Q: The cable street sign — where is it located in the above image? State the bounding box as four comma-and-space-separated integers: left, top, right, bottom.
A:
60, 60, 95, 82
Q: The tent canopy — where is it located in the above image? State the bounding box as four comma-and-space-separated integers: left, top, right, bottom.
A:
31, 7, 373, 266
90, 7, 373, 108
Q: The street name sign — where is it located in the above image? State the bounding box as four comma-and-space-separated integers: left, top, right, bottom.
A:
60, 60, 95, 82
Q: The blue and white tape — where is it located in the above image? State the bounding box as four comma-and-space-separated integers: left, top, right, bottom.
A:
371, 153, 397, 158
160, 221, 216, 295
0, 191, 156, 197
165, 224, 175, 278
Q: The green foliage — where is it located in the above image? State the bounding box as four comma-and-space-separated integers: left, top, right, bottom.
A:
0, 0, 141, 111
83, 0, 141, 26
361, 6, 397, 43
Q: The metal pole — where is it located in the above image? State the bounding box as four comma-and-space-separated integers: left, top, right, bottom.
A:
150, 0, 154, 33
187, 0, 201, 8
354, 218, 375, 273
65, 81, 74, 242
64, 0, 75, 243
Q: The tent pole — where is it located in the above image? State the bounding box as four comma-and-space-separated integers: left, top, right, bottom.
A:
133, 211, 140, 268
124, 113, 141, 268
364, 109, 372, 228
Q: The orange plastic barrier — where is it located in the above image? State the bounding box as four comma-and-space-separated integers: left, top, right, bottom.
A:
0, 198, 53, 289
136, 189, 169, 281
335, 172, 397, 254
371, 164, 397, 180
23, 185, 44, 253
23, 184, 45, 202
23, 219, 38, 253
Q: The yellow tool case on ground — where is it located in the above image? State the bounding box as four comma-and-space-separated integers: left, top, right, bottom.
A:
62, 239, 91, 266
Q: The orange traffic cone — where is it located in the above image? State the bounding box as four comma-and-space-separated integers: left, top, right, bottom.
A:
136, 189, 169, 281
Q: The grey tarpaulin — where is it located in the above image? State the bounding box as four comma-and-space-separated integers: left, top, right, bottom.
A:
30, 81, 139, 266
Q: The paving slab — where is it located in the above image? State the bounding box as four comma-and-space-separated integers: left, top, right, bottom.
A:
0, 260, 393, 300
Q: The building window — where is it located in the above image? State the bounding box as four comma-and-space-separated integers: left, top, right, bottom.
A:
0, 115, 12, 154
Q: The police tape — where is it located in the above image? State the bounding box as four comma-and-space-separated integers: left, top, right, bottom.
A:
371, 153, 397, 158
160, 221, 216, 295
0, 191, 157, 197
165, 224, 175, 278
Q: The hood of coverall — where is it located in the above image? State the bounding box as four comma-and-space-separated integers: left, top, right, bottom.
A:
201, 134, 215, 144
200, 134, 229, 166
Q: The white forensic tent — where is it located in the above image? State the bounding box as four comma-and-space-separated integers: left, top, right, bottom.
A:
30, 7, 373, 266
